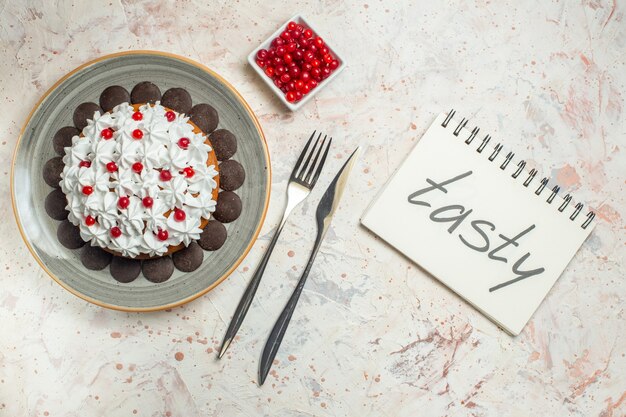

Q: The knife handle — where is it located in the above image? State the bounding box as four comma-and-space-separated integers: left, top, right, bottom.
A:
217, 225, 283, 358
259, 237, 322, 385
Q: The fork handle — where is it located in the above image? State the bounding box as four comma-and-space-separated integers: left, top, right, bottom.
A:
258, 237, 323, 385
217, 224, 284, 358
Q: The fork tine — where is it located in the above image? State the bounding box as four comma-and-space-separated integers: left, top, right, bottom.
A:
309, 137, 332, 187
303, 135, 327, 184
296, 132, 322, 180
291, 131, 316, 179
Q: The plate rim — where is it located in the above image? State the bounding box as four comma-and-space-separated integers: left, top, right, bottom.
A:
10, 50, 272, 312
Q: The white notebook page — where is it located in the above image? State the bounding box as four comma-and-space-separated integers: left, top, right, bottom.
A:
361, 113, 593, 335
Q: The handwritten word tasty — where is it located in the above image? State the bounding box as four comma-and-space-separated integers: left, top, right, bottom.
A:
407, 171, 545, 292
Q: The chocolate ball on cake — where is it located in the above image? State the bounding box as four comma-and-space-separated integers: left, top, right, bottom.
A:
57, 220, 85, 249
143, 256, 175, 283
99, 85, 130, 112
52, 126, 79, 156
198, 220, 227, 251
189, 103, 219, 134
213, 191, 242, 223
43, 156, 64, 188
210, 129, 237, 161
219, 160, 245, 191
73, 102, 102, 131
45, 189, 68, 220
130, 81, 161, 104
80, 245, 113, 271
172, 242, 204, 272
161, 87, 193, 114
110, 257, 141, 283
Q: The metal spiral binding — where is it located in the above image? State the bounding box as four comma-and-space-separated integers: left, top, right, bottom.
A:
442, 109, 595, 230
500, 152, 514, 170
488, 144, 503, 161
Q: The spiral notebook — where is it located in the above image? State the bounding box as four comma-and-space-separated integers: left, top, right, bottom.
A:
361, 110, 595, 335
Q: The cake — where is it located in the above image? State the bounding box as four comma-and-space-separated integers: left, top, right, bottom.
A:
43, 82, 245, 283
60, 101, 219, 258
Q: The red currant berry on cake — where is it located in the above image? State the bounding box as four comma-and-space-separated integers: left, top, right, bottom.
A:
82, 185, 93, 195
165, 111, 176, 122
106, 161, 118, 173
85, 215, 96, 226
142, 196, 153, 208
174, 208, 186, 222
157, 228, 169, 241
79, 160, 91, 168
132, 162, 143, 173
178, 137, 190, 149
110, 226, 122, 238
118, 196, 130, 209
160, 170, 172, 181
101, 128, 114, 139
132, 111, 143, 121
132, 129, 143, 140
183, 167, 195, 178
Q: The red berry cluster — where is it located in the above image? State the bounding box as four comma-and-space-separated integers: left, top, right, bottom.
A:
256, 21, 340, 103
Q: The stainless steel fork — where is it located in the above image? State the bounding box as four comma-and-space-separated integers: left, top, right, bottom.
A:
218, 131, 332, 358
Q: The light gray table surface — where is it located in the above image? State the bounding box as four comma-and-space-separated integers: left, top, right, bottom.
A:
0, 1, 624, 416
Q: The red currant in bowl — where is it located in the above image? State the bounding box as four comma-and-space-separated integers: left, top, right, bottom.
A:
248, 14, 344, 111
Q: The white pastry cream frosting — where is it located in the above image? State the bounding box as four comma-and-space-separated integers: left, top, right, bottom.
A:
60, 102, 218, 257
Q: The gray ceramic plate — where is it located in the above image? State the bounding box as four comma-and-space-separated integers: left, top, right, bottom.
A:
11, 51, 270, 311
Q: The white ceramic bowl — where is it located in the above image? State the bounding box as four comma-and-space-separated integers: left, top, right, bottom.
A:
247, 14, 345, 111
